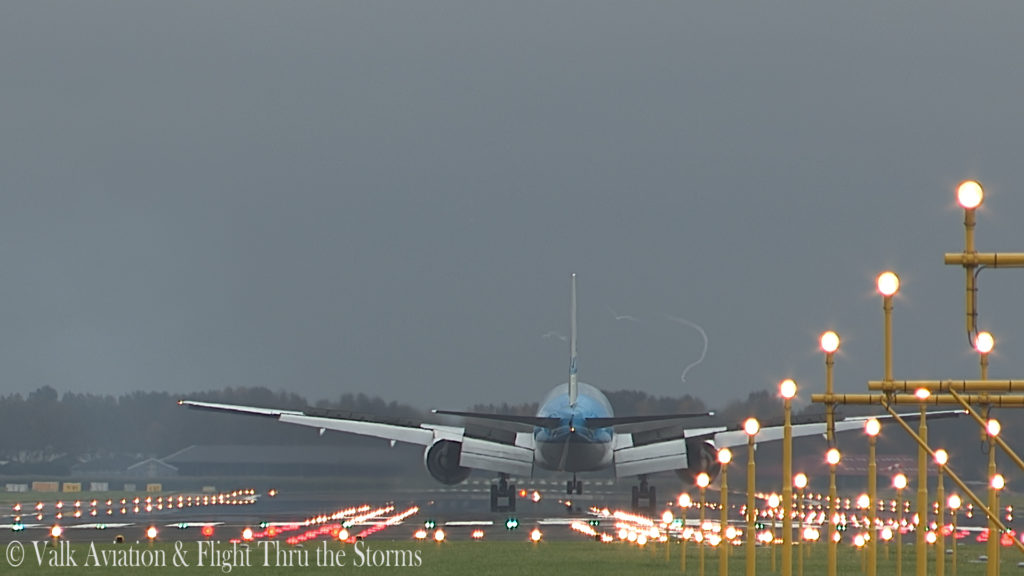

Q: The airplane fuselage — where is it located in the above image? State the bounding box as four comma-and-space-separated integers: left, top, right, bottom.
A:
533, 382, 614, 472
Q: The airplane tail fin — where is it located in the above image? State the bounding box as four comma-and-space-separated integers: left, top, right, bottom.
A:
569, 273, 578, 407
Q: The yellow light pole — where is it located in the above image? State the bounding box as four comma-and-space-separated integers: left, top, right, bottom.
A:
826, 448, 841, 576
780, 379, 797, 576
744, 418, 760, 576
986, 419, 1001, 576
820, 330, 840, 576
821, 330, 840, 445
875, 272, 898, 576
768, 493, 781, 573
913, 388, 929, 576
719, 448, 732, 576
948, 494, 961, 576
794, 473, 808, 576
934, 449, 948, 576
991, 474, 1004, 575
865, 417, 881, 576
974, 331, 998, 576
698, 472, 710, 576
893, 473, 908, 576
680, 492, 692, 573
877, 271, 899, 382
956, 180, 983, 335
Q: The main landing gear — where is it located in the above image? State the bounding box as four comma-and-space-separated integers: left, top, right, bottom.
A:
490, 474, 516, 513
566, 474, 583, 495
631, 475, 656, 515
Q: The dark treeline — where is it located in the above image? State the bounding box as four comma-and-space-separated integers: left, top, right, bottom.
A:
0, 386, 422, 463
0, 386, 1012, 483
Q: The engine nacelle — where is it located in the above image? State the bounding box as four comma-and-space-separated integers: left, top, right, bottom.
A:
674, 439, 721, 485
424, 440, 472, 485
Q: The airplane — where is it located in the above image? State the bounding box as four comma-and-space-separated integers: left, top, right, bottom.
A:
180, 274, 963, 513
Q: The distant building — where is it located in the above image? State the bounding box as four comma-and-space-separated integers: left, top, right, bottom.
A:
125, 458, 179, 478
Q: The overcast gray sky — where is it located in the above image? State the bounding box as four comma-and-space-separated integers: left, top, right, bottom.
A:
2, 1, 1023, 411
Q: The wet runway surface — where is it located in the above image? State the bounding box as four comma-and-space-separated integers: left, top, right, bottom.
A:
1, 481, 637, 544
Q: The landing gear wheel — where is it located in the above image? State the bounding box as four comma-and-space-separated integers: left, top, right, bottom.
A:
631, 476, 656, 515
566, 476, 584, 495
490, 475, 516, 513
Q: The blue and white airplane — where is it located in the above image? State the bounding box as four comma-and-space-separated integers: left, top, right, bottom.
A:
181, 274, 960, 512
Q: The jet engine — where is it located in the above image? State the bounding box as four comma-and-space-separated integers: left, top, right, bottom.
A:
674, 439, 721, 485
424, 440, 472, 485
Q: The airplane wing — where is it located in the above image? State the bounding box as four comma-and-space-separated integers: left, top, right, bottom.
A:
178, 400, 534, 478
612, 409, 966, 479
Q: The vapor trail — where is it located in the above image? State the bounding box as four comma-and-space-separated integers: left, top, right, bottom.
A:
608, 307, 640, 322
542, 331, 567, 342
667, 316, 708, 383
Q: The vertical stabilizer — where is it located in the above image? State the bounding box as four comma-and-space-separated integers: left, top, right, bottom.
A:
569, 273, 578, 406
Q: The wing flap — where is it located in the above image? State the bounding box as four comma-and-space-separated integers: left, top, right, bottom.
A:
279, 413, 434, 446
613, 437, 689, 478
460, 437, 534, 477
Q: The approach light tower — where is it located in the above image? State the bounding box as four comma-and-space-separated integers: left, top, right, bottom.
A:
780, 379, 797, 576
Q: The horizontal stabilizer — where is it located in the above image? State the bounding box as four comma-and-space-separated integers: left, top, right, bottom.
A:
432, 410, 560, 429
587, 412, 715, 430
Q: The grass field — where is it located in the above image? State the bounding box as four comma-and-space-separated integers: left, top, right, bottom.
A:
2, 539, 1019, 575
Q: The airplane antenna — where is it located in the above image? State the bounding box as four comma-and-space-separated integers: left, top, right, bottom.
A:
569, 273, 578, 406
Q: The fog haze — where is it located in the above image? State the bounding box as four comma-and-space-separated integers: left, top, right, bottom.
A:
2, 2, 1023, 411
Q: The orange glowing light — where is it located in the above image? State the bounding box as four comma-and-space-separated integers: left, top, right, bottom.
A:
957, 180, 984, 209
975, 332, 995, 354
877, 272, 900, 297
744, 418, 760, 436
820, 331, 840, 353
864, 418, 881, 437
780, 379, 797, 400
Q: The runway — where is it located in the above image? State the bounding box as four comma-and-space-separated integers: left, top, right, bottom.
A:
0, 482, 635, 544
